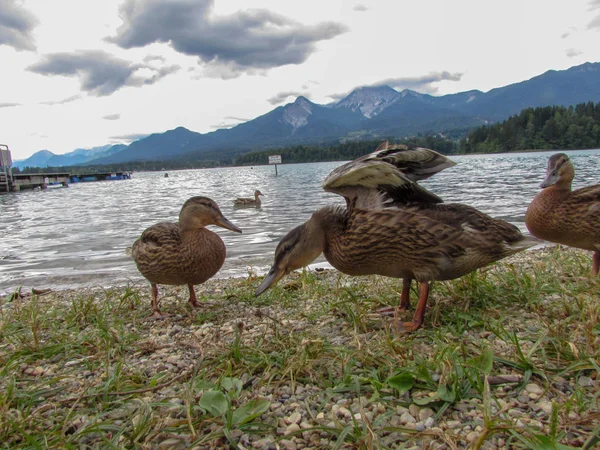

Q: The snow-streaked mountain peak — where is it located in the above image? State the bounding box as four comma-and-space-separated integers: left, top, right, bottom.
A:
282, 96, 314, 131
334, 85, 399, 118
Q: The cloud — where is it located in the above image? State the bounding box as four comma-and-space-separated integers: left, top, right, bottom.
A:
103, 113, 121, 120
40, 94, 82, 105
589, 0, 600, 30
375, 71, 463, 93
0, 0, 38, 51
0, 102, 20, 108
108, 0, 348, 79
328, 71, 463, 100
210, 116, 249, 129
27, 50, 181, 96
109, 133, 150, 142
267, 90, 308, 105
353, 4, 368, 12
143, 54, 166, 63
565, 48, 582, 58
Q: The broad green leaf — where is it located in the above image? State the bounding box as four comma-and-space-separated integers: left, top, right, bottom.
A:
221, 377, 243, 397
231, 398, 270, 425
436, 384, 456, 403
387, 373, 413, 393
470, 348, 494, 375
199, 390, 228, 417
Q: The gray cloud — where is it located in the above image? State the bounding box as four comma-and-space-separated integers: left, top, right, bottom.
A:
0, 102, 20, 108
143, 54, 166, 63
328, 71, 463, 100
210, 116, 249, 129
566, 48, 582, 58
103, 113, 121, 120
108, 0, 348, 79
353, 4, 368, 12
0, 0, 38, 51
27, 50, 181, 96
109, 133, 150, 142
589, 0, 600, 30
267, 91, 308, 105
375, 71, 463, 93
40, 94, 82, 105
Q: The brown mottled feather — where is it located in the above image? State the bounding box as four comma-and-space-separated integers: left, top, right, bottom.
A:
526, 153, 600, 273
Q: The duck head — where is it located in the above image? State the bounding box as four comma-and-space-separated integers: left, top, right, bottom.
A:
180, 196, 242, 233
255, 219, 325, 296
541, 153, 574, 189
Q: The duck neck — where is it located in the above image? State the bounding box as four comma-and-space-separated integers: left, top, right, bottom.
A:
309, 206, 346, 245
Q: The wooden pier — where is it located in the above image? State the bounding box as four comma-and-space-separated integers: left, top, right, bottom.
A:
10, 172, 70, 191
1, 144, 132, 193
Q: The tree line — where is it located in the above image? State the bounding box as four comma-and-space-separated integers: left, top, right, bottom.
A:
13, 101, 600, 173
459, 101, 600, 154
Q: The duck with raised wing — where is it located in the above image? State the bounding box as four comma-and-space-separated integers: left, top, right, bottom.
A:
132, 196, 242, 317
234, 190, 264, 207
526, 153, 600, 274
256, 142, 538, 331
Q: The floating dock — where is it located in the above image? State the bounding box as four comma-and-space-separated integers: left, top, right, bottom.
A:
0, 144, 132, 193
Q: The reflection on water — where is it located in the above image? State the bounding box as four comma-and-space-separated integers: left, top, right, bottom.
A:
1, 149, 599, 292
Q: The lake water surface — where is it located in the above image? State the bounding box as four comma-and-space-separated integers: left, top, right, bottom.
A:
1, 149, 599, 293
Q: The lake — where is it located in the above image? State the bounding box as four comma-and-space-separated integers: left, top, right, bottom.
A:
1, 149, 599, 294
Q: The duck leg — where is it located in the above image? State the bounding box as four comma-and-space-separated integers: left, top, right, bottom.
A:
149, 283, 167, 318
593, 250, 600, 275
188, 284, 201, 308
398, 281, 429, 332
378, 277, 412, 316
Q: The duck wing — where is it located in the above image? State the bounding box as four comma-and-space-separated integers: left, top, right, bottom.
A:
323, 141, 456, 210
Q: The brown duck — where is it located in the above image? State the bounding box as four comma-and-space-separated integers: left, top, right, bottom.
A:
233, 190, 264, 207
525, 153, 600, 274
132, 196, 242, 317
256, 142, 538, 331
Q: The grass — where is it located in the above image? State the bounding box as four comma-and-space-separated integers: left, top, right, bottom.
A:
0, 246, 599, 449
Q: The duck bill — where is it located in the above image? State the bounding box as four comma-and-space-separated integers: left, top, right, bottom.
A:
540, 172, 558, 189
255, 266, 285, 296
215, 216, 242, 233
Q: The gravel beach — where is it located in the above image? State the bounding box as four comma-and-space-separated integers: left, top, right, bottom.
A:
1, 246, 599, 449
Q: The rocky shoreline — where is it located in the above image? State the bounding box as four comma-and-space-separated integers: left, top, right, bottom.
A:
1, 246, 599, 449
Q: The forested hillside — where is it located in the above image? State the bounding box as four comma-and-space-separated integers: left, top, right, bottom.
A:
460, 101, 600, 153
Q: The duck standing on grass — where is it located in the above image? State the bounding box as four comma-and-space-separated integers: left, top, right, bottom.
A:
255, 142, 538, 332
525, 153, 600, 274
132, 196, 242, 317
234, 190, 264, 207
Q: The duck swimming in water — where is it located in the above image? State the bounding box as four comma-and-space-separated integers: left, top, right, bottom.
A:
233, 190, 264, 207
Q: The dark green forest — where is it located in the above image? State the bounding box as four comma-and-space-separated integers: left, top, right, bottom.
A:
13, 101, 600, 173
459, 101, 600, 153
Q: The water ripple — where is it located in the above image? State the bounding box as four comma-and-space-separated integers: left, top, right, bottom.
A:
1, 149, 598, 292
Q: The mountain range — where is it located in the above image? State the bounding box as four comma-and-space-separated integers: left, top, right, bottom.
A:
14, 62, 600, 168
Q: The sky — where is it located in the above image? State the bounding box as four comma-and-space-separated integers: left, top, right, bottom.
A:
1, 0, 600, 161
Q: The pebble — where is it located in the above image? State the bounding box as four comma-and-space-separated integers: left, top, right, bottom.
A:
525, 383, 543, 395
400, 412, 416, 424
419, 407, 434, 421
285, 412, 302, 424
578, 376, 594, 387
285, 423, 300, 434
446, 420, 462, 429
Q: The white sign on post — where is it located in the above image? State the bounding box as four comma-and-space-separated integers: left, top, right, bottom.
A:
268, 155, 282, 164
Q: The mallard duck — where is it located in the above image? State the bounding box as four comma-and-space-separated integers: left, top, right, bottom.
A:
132, 196, 242, 317
234, 190, 264, 207
525, 153, 600, 274
255, 142, 538, 331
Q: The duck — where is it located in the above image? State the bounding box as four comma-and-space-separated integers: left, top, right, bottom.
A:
233, 190, 264, 207
132, 196, 242, 317
255, 141, 538, 331
525, 152, 600, 274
